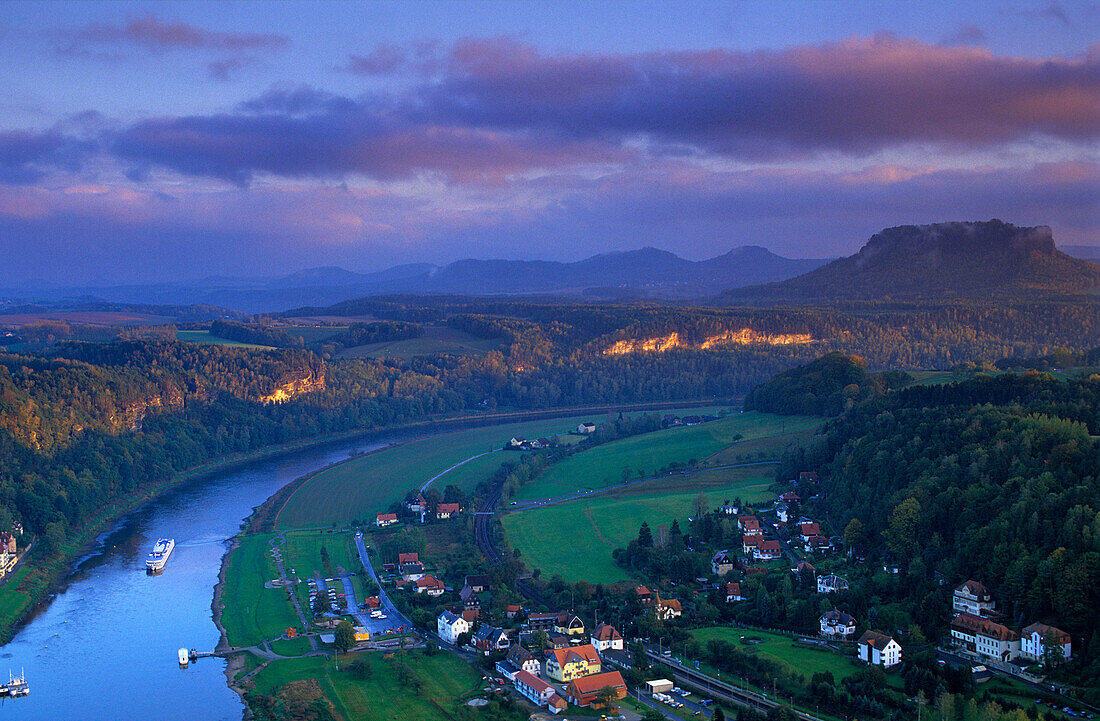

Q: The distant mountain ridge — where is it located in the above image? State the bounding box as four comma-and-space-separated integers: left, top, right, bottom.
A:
723, 220, 1100, 302
1, 247, 828, 312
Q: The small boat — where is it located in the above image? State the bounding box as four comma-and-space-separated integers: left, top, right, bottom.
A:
2, 669, 28, 697
146, 538, 175, 573
178, 648, 190, 666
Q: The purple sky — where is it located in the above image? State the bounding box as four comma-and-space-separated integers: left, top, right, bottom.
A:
1, 0, 1098, 284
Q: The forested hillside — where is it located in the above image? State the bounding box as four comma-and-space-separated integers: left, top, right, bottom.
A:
785, 373, 1100, 688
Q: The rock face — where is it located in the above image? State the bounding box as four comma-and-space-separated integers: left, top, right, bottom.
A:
724, 220, 1100, 301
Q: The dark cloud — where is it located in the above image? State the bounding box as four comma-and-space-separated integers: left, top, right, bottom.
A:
68, 15, 289, 53
102, 36, 1100, 185
0, 129, 94, 185
1041, 0, 1072, 26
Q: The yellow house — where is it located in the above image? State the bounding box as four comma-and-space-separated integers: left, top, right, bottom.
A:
554, 613, 585, 636
353, 626, 371, 643
545, 644, 601, 682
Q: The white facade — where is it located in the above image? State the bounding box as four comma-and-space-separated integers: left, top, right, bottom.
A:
953, 581, 995, 615
858, 632, 902, 668
437, 611, 469, 644
1020, 624, 1072, 662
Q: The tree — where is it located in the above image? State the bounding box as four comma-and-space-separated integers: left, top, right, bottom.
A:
1042, 629, 1066, 668
885, 497, 921, 558
713, 707, 726, 721
693, 492, 709, 520
843, 518, 865, 548
321, 545, 334, 577
531, 629, 549, 650
642, 709, 665, 721
348, 656, 373, 679
594, 686, 621, 712
334, 619, 355, 653
638, 521, 653, 548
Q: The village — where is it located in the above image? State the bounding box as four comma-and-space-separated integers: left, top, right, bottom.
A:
336, 460, 1092, 721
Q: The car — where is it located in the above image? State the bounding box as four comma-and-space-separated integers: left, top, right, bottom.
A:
693, 712, 701, 716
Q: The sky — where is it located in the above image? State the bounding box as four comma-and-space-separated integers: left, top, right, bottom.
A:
1, 0, 1098, 285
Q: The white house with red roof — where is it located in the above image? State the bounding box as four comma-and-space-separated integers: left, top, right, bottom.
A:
375, 512, 398, 527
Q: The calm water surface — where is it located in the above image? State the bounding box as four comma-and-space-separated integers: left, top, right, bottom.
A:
0, 433, 407, 720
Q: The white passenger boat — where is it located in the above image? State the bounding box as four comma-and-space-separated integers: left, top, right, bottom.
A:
146, 538, 175, 573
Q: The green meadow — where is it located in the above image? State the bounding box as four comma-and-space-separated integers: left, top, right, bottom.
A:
249, 650, 490, 721
175, 329, 275, 349
502, 466, 777, 583
277, 408, 724, 528
220, 533, 300, 647
689, 626, 862, 683
512, 411, 819, 502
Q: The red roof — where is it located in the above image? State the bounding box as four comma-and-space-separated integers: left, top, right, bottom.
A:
759, 539, 781, 552
568, 670, 626, 695
551, 644, 601, 667
515, 669, 553, 694
437, 503, 462, 514
398, 552, 420, 564
742, 534, 762, 546
592, 623, 622, 642
799, 522, 821, 537
417, 574, 444, 589
951, 613, 1018, 641
635, 585, 651, 596
377, 512, 397, 521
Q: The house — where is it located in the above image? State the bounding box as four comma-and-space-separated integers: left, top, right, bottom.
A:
807, 535, 832, 553
739, 516, 762, 535
436, 503, 462, 519
496, 659, 522, 681
742, 534, 762, 554
820, 610, 857, 638
364, 596, 381, 610
548, 694, 568, 714
459, 585, 481, 608
547, 634, 572, 649
0, 532, 16, 554
506, 604, 522, 619
578, 422, 596, 434
1020, 623, 1072, 662
398, 552, 425, 581
590, 623, 623, 652
953, 580, 995, 616
711, 550, 735, 576
416, 575, 445, 596
793, 561, 816, 583
725, 582, 745, 603
474, 624, 511, 653
507, 644, 543, 676
405, 493, 427, 512
753, 539, 782, 560
353, 626, 372, 643
719, 503, 738, 516
635, 585, 653, 606
565, 670, 627, 708
554, 613, 585, 636
654, 597, 682, 621
799, 522, 822, 544
546, 644, 602, 682
780, 491, 801, 503
775, 505, 790, 523
461, 608, 480, 623
857, 630, 902, 668
817, 574, 849, 593
375, 512, 398, 527
950, 613, 1020, 661
465, 574, 491, 593
799, 471, 818, 483
527, 612, 560, 631
514, 669, 558, 707
437, 610, 469, 644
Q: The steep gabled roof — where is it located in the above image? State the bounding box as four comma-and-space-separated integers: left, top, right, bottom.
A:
568, 670, 626, 695
857, 629, 897, 650
515, 669, 553, 694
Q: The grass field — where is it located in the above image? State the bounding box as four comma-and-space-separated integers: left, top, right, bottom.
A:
270, 636, 313, 657
502, 466, 778, 582
280, 530, 359, 578
0, 566, 34, 626
220, 533, 301, 647
278, 411, 630, 528
336, 325, 503, 360
689, 626, 862, 683
512, 412, 819, 502
249, 650, 487, 721
176, 330, 275, 349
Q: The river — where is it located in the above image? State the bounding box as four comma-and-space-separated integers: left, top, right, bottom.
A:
0, 432, 409, 720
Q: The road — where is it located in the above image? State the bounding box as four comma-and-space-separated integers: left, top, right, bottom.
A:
644, 646, 826, 721
507, 460, 779, 511
353, 532, 416, 637
420, 448, 502, 493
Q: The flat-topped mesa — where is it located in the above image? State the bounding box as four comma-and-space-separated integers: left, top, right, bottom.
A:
724, 219, 1099, 301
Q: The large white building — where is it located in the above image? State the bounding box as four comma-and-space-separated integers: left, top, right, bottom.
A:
857, 630, 902, 668
437, 610, 470, 645
950, 613, 1020, 662
953, 580, 995, 616
1020, 623, 1072, 663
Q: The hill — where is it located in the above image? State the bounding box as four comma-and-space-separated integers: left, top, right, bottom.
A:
0, 247, 827, 312
723, 220, 1100, 302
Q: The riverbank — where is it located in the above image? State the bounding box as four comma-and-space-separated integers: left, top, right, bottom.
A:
0, 396, 723, 645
